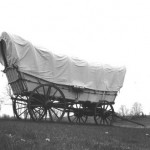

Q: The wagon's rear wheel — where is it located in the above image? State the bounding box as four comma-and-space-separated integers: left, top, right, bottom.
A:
13, 95, 30, 120
68, 103, 88, 124
94, 101, 114, 125
28, 84, 66, 122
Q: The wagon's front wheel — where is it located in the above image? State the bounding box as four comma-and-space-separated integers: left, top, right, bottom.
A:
94, 101, 114, 125
28, 84, 66, 122
68, 103, 88, 124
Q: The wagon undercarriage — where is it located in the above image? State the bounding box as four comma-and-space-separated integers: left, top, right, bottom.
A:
11, 82, 115, 126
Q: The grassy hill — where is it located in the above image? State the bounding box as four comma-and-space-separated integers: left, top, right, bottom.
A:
0, 118, 150, 150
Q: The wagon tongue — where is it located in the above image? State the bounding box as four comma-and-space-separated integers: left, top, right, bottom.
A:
113, 113, 145, 127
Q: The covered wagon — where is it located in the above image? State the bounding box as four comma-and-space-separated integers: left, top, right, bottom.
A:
0, 32, 126, 125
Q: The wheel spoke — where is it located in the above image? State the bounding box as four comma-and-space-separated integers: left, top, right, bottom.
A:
100, 117, 103, 124
18, 109, 27, 117
42, 85, 46, 96
103, 104, 105, 109
108, 109, 112, 112
48, 109, 53, 120
50, 108, 59, 119
81, 117, 85, 123
32, 109, 38, 119
35, 90, 45, 101
107, 116, 111, 121
53, 107, 64, 112
46, 86, 51, 100
76, 117, 79, 123
25, 111, 29, 117
105, 118, 108, 124
16, 102, 27, 105
106, 118, 110, 125
72, 116, 77, 122
105, 105, 108, 110
16, 99, 27, 103
40, 110, 45, 117
30, 97, 43, 104
79, 118, 81, 123
16, 106, 28, 110
52, 89, 58, 97
32, 107, 45, 119
32, 108, 40, 114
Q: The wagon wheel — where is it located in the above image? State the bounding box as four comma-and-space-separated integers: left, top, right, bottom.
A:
28, 84, 66, 122
94, 101, 114, 125
68, 103, 88, 124
13, 95, 30, 120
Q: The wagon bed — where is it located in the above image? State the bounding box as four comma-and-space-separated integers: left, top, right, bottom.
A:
0, 32, 126, 125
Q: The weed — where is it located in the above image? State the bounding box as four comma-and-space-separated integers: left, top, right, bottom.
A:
0, 119, 150, 150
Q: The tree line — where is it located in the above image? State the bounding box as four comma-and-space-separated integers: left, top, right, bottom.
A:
118, 102, 146, 117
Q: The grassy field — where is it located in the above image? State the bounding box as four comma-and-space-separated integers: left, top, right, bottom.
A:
0, 118, 150, 150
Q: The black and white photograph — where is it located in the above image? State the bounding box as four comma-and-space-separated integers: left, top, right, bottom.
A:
0, 0, 150, 149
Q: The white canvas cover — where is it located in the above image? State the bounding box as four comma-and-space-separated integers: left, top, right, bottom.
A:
0, 32, 126, 91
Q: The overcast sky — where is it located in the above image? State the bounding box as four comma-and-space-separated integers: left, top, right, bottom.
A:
0, 0, 150, 114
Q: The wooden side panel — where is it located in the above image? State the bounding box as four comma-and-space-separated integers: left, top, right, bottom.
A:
6, 70, 117, 103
